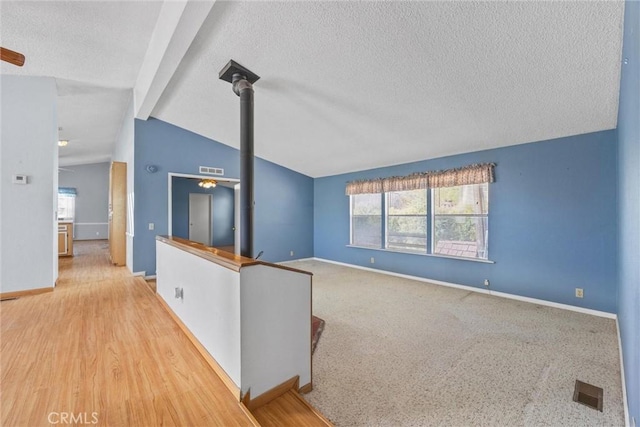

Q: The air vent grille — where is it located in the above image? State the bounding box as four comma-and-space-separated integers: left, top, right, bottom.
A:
199, 166, 224, 176
573, 380, 603, 412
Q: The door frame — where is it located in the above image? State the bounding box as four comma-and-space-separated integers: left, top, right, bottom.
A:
167, 173, 240, 253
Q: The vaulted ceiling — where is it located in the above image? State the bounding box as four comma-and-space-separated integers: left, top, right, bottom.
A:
1, 1, 625, 177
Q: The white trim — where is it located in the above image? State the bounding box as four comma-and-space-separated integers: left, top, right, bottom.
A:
73, 222, 108, 226
312, 257, 616, 319
132, 271, 146, 277
346, 244, 495, 264
279, 257, 315, 265
144, 274, 157, 280
617, 318, 631, 426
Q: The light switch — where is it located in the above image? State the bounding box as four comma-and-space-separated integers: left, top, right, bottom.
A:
148, 223, 154, 230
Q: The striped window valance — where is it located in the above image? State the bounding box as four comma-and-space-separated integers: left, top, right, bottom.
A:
58, 187, 77, 196
345, 163, 495, 195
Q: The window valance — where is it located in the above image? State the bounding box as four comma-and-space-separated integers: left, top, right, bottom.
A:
58, 187, 77, 196
345, 163, 495, 195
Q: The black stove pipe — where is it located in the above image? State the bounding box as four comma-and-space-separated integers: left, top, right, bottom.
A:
233, 74, 254, 258
219, 60, 260, 259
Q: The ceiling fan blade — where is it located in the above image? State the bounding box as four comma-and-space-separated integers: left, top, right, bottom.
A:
0, 47, 25, 67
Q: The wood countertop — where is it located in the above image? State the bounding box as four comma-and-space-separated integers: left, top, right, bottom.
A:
156, 235, 312, 276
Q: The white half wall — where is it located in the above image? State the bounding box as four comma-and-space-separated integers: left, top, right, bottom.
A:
0, 75, 58, 293
156, 241, 242, 385
240, 264, 312, 397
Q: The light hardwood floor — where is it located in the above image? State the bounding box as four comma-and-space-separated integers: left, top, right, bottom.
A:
252, 391, 333, 427
1, 241, 258, 426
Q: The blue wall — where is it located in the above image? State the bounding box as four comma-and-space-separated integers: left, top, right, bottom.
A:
617, 0, 639, 421
315, 131, 618, 313
133, 118, 314, 275
171, 177, 235, 247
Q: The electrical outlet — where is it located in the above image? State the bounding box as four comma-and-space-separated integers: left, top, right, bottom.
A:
575, 288, 584, 298
290, 250, 294, 257
370, 257, 375, 264
484, 279, 490, 287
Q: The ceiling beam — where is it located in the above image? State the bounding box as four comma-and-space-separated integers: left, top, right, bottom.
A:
134, 0, 215, 120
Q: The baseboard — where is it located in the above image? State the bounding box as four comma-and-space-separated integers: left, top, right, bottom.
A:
132, 271, 146, 277
312, 258, 616, 319
154, 293, 241, 400
0, 286, 54, 300
144, 274, 156, 280
242, 375, 299, 411
298, 382, 313, 394
280, 257, 315, 264
617, 318, 631, 427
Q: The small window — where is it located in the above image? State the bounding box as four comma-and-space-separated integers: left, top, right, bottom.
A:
386, 189, 427, 253
350, 194, 381, 248
432, 183, 488, 260
58, 194, 75, 221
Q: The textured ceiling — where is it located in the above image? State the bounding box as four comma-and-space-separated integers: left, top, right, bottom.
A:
1, 1, 161, 166
1, 1, 625, 176
153, 1, 624, 177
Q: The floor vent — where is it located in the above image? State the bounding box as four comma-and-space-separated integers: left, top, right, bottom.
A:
573, 380, 603, 412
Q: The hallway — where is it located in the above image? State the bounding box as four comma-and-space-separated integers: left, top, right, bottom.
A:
1, 241, 257, 426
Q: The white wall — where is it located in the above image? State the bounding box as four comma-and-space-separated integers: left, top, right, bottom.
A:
58, 162, 110, 240
0, 75, 58, 293
112, 94, 135, 272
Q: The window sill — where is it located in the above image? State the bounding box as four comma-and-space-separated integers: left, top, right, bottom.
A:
346, 245, 495, 264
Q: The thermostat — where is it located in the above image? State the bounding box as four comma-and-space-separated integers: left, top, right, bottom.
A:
12, 175, 28, 184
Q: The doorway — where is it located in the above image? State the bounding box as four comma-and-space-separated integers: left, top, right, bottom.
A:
167, 173, 240, 254
189, 193, 212, 246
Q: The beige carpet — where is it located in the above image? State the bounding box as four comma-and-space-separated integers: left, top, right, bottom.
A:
288, 260, 624, 427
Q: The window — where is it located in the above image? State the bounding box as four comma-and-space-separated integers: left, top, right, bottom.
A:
432, 183, 488, 260
350, 193, 381, 248
348, 183, 489, 260
58, 194, 75, 221
347, 163, 493, 260
58, 187, 77, 221
386, 189, 427, 252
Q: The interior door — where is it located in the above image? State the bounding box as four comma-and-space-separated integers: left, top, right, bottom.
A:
189, 193, 212, 246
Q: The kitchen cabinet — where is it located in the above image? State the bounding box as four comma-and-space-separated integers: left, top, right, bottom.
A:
58, 222, 73, 257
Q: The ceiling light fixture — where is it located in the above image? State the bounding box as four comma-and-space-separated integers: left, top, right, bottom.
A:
58, 140, 69, 147
198, 179, 217, 189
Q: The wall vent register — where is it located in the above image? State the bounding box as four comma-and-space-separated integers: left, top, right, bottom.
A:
199, 166, 224, 176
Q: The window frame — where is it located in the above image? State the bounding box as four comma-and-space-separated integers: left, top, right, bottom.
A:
384, 189, 428, 254
57, 193, 76, 221
349, 193, 383, 249
348, 183, 491, 262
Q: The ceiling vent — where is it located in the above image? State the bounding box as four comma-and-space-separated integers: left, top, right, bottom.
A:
199, 166, 224, 176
